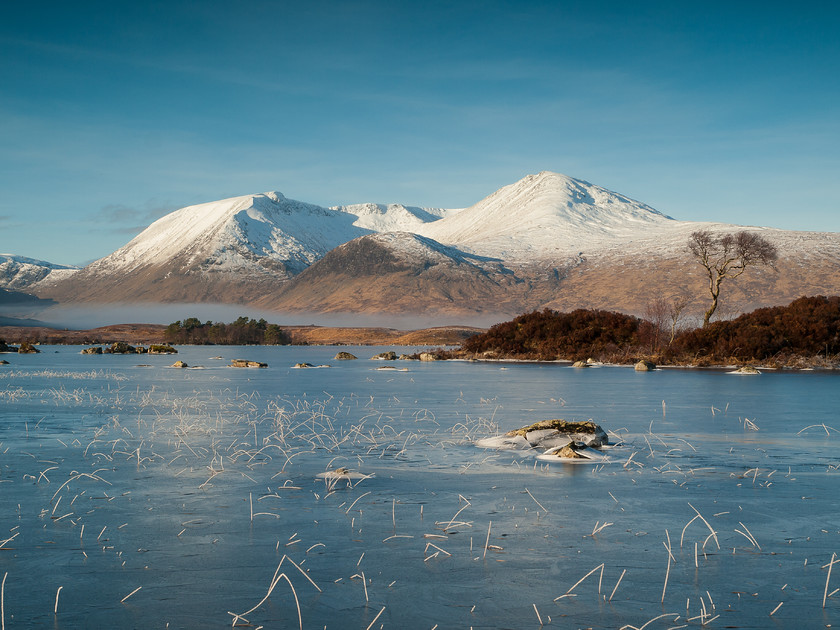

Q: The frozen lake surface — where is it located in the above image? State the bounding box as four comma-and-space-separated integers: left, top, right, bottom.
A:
1, 345, 839, 629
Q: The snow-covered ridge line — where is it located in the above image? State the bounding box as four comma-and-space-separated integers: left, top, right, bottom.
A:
0, 254, 80, 291
8, 171, 840, 301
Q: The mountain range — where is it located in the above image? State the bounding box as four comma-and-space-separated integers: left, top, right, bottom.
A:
6, 171, 840, 322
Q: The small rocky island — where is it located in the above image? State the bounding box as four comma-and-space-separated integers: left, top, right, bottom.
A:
477, 419, 612, 462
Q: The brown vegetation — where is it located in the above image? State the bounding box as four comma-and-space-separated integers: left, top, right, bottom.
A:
461, 308, 642, 361
0, 322, 484, 348
457, 296, 840, 368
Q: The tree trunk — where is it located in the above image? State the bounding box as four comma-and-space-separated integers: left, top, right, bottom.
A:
703, 278, 723, 327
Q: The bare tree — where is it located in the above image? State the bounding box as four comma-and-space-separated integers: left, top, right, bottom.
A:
666, 292, 692, 344
643, 292, 692, 351
687, 230, 778, 327
643, 296, 669, 353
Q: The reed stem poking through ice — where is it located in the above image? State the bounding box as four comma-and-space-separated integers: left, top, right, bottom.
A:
662, 530, 672, 603
533, 603, 544, 625
554, 563, 605, 600
365, 606, 386, 630
120, 586, 142, 603
2, 572, 6, 630
609, 569, 626, 602
824, 552, 837, 608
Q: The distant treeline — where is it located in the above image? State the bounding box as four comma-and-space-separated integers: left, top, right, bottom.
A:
461, 296, 840, 366
164, 317, 291, 345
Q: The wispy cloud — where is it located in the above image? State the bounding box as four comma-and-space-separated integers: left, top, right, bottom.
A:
90, 201, 176, 234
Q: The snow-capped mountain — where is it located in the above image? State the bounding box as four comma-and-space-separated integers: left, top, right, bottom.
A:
0, 254, 79, 291
80, 192, 365, 280
418, 171, 674, 260
33, 191, 457, 304
26, 171, 840, 319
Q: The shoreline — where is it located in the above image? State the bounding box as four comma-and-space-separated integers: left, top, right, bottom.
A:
0, 322, 484, 347
2, 324, 837, 371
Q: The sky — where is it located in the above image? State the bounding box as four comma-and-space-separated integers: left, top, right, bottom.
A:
1, 0, 839, 266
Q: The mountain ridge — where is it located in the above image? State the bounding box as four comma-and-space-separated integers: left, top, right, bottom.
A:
13, 171, 840, 321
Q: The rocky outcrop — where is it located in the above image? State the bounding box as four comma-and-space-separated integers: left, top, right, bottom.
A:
732, 365, 760, 374
371, 351, 397, 361
18, 341, 39, 354
572, 360, 588, 368
149, 344, 177, 354
476, 419, 608, 451
81, 347, 103, 354
171, 360, 188, 368
231, 359, 268, 368
418, 352, 438, 361
634, 360, 656, 371
334, 352, 357, 360
105, 342, 136, 354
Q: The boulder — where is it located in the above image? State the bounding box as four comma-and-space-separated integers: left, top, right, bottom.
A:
81, 347, 103, 355
171, 360, 188, 368
149, 344, 177, 354
371, 351, 397, 361
556, 442, 589, 459
293, 362, 315, 368
476, 419, 609, 450
398, 354, 415, 360
634, 360, 656, 371
508, 419, 608, 447
537, 441, 610, 462
0, 359, 9, 365
733, 365, 760, 374
572, 360, 589, 368
334, 352, 357, 360
106, 341, 135, 354
231, 359, 268, 368
418, 352, 438, 361
18, 341, 39, 354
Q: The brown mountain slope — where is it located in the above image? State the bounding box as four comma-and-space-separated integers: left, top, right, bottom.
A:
253, 231, 840, 322
253, 233, 557, 317
34, 256, 292, 305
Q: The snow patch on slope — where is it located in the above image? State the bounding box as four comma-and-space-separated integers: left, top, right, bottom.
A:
366, 231, 506, 272
332, 203, 461, 233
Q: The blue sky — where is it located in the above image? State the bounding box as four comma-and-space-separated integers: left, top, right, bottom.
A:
2, 0, 838, 266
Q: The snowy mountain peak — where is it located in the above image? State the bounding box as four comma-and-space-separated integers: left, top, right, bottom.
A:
77, 190, 459, 285
417, 171, 675, 260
